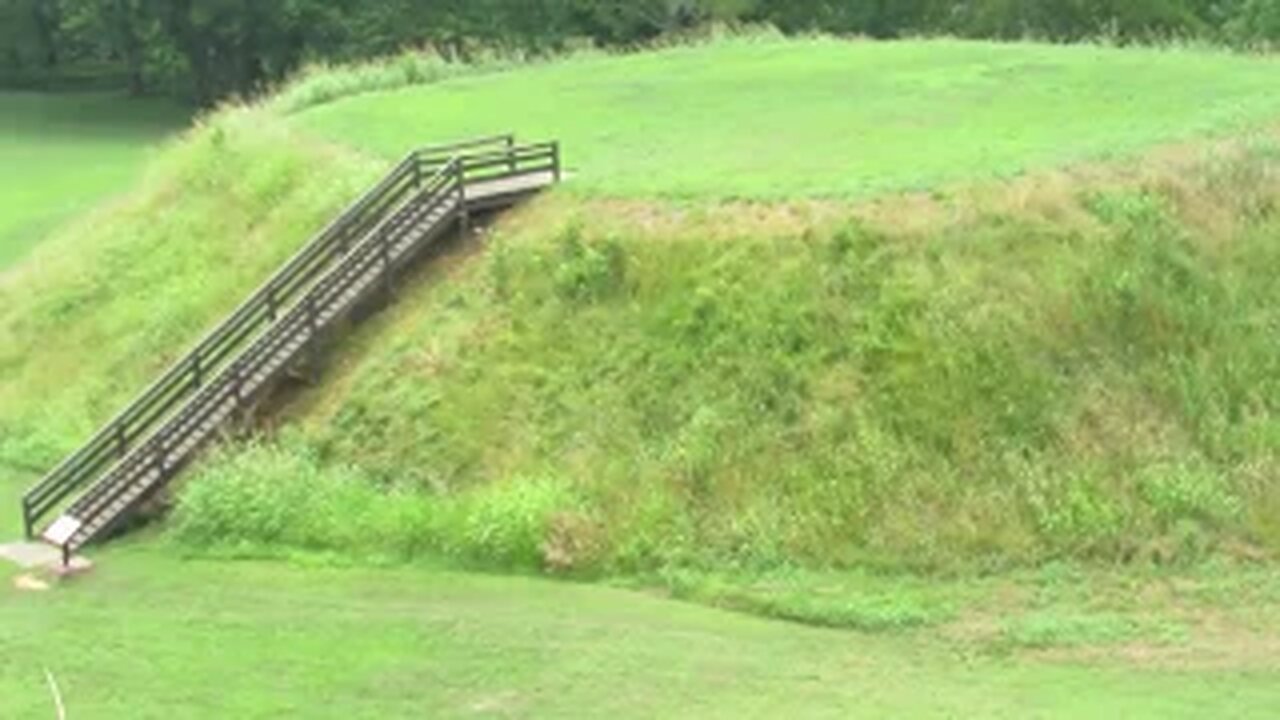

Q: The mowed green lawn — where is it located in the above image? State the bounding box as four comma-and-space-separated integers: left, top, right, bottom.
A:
1, 549, 1276, 719
0, 476, 27, 539
0, 92, 186, 268
5, 41, 1280, 719
296, 38, 1280, 199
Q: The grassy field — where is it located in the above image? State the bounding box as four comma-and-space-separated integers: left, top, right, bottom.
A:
2, 548, 1277, 719
3, 38, 1280, 717
4, 38, 1280, 565
0, 92, 186, 269
296, 38, 1280, 199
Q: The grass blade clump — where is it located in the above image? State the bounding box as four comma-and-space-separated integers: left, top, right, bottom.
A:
172, 440, 586, 572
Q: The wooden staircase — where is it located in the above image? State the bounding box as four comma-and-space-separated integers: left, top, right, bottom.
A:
21, 135, 561, 560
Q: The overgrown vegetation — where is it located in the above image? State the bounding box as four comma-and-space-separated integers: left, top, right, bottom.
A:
171, 440, 583, 570
173, 136, 1280, 574
267, 47, 548, 116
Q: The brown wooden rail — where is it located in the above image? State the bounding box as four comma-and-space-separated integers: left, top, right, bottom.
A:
22, 135, 560, 554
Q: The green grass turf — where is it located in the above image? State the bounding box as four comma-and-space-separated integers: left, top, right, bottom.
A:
1, 44, 1279, 716
0, 472, 27, 539
295, 38, 1280, 199
1, 549, 1277, 719
0, 92, 187, 268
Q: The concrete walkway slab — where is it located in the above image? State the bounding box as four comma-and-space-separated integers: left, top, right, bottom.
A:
0, 542, 63, 569
4, 541, 94, 568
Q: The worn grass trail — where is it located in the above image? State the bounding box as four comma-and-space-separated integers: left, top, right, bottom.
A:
0, 91, 186, 268
1, 549, 1277, 719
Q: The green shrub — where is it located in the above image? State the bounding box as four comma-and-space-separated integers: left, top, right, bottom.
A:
268, 49, 536, 115
172, 441, 584, 572
1137, 462, 1244, 527
449, 475, 583, 567
551, 226, 630, 303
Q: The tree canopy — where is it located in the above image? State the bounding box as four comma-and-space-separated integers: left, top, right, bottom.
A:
2, 0, 1278, 104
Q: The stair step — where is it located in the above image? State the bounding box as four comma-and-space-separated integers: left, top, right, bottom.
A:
30, 145, 559, 552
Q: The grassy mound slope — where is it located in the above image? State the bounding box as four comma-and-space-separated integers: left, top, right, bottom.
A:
0, 92, 187, 268
174, 137, 1280, 572
3, 39, 1279, 572
0, 110, 380, 535
296, 38, 1280, 199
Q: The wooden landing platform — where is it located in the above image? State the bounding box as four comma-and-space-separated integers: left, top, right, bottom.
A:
464, 171, 558, 211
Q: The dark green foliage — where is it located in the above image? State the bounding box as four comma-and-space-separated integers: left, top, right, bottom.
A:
146, 0, 349, 104
5, 0, 1280, 103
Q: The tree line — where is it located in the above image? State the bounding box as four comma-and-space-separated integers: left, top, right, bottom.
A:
3, 0, 1279, 104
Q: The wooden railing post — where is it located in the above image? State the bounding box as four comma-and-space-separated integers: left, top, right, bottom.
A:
552, 142, 562, 182
380, 227, 394, 298
152, 438, 166, 477
233, 362, 245, 407
306, 296, 322, 383
306, 295, 319, 333
455, 161, 470, 235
